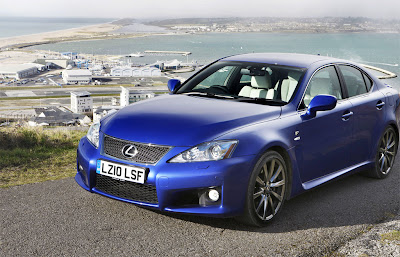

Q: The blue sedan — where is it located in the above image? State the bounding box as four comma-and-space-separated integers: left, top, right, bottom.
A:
76, 53, 399, 226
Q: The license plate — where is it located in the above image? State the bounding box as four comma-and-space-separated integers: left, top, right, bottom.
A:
96, 160, 146, 184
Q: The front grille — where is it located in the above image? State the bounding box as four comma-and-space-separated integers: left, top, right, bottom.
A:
102, 135, 172, 164
95, 174, 158, 204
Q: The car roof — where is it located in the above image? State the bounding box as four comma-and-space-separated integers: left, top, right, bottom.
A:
221, 53, 344, 68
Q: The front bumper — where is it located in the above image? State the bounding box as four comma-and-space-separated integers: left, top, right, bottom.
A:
75, 136, 256, 217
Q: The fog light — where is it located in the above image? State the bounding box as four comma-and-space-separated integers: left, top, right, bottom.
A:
208, 189, 220, 202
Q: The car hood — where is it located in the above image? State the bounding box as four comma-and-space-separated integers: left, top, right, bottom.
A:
101, 94, 281, 146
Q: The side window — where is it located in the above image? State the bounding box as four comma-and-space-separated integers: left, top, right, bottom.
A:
339, 65, 368, 97
363, 73, 373, 91
303, 66, 342, 108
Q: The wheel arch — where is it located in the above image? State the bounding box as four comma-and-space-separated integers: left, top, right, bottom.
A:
262, 145, 293, 200
373, 121, 400, 159
389, 122, 399, 146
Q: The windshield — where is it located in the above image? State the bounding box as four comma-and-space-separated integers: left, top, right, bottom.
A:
177, 61, 306, 105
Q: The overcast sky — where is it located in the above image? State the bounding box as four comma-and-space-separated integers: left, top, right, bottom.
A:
1, 0, 399, 20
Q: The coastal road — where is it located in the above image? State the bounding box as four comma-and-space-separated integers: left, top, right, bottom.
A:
0, 86, 168, 99
1, 161, 399, 256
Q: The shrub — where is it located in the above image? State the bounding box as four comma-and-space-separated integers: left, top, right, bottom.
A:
0, 127, 85, 150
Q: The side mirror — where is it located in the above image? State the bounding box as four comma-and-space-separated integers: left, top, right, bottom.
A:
302, 94, 337, 120
167, 79, 181, 93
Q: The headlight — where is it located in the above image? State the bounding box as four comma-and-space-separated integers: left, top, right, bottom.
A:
87, 121, 100, 148
169, 140, 238, 163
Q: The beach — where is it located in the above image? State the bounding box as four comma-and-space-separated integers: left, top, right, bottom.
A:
0, 22, 123, 50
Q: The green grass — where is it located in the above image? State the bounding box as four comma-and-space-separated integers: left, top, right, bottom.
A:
0, 127, 86, 188
0, 84, 157, 91
381, 230, 400, 242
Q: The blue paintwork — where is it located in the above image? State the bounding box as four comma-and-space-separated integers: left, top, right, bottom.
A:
76, 53, 400, 218
100, 95, 281, 146
167, 79, 181, 93
302, 94, 337, 120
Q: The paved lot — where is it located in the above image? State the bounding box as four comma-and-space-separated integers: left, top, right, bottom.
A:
1, 163, 399, 256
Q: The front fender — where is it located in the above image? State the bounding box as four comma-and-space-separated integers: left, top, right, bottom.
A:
215, 115, 305, 198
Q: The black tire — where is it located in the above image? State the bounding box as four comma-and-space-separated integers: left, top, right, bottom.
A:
236, 150, 288, 226
364, 126, 398, 179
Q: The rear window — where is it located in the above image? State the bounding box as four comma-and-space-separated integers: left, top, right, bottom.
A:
339, 65, 368, 97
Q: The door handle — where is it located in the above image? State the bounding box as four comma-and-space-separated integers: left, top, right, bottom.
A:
376, 101, 385, 110
342, 111, 353, 121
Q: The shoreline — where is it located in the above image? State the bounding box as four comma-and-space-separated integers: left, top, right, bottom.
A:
3, 20, 399, 53
1, 23, 398, 53
0, 22, 125, 51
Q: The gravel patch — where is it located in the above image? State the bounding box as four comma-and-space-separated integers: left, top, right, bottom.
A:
335, 211, 400, 256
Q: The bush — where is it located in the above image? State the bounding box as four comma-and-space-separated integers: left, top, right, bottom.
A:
0, 127, 85, 150
0, 127, 87, 187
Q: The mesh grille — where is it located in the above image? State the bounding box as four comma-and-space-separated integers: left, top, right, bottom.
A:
95, 174, 158, 204
103, 135, 171, 164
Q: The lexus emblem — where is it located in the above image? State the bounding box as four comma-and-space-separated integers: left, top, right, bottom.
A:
122, 144, 138, 158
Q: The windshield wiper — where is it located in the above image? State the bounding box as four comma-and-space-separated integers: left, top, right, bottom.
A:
182, 92, 237, 99
181, 92, 285, 105
236, 96, 286, 106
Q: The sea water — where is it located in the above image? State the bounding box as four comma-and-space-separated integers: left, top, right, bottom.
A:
30, 32, 400, 87
0, 17, 113, 38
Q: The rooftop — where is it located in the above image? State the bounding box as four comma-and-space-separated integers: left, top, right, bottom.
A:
63, 69, 92, 76
71, 91, 91, 97
0, 63, 38, 73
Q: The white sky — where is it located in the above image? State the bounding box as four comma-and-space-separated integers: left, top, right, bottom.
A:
1, 0, 399, 19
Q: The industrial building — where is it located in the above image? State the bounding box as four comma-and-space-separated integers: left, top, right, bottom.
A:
111, 67, 161, 77
62, 69, 92, 84
61, 52, 79, 60
120, 87, 155, 107
0, 64, 39, 80
71, 91, 93, 113
35, 59, 74, 69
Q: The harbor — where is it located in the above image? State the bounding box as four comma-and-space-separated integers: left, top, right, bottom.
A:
144, 50, 192, 56
0, 19, 399, 129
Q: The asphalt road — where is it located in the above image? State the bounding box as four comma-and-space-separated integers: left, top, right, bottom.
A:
1, 160, 399, 256
0, 86, 168, 99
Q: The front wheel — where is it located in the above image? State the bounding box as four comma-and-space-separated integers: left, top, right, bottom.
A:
237, 150, 288, 226
365, 126, 398, 179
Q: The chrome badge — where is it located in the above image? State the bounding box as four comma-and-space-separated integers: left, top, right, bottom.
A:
122, 144, 138, 158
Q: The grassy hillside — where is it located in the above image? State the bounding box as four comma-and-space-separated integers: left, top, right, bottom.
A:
0, 127, 86, 188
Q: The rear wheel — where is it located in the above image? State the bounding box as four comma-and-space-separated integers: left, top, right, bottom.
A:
365, 126, 398, 179
237, 150, 288, 226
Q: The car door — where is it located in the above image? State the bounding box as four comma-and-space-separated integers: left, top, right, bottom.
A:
297, 65, 354, 184
337, 65, 386, 165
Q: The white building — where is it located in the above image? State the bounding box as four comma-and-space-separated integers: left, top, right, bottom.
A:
62, 69, 92, 84
111, 66, 161, 77
120, 87, 155, 107
93, 106, 122, 123
0, 64, 39, 80
71, 91, 93, 113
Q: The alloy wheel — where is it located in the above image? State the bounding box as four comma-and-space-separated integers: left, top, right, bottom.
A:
378, 128, 397, 175
253, 157, 286, 221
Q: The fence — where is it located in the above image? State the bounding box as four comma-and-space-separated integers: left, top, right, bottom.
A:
0, 113, 33, 121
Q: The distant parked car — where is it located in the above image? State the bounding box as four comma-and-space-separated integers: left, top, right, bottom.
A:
76, 53, 399, 226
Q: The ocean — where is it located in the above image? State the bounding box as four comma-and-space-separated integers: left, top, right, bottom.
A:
29, 32, 400, 88
0, 17, 113, 38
